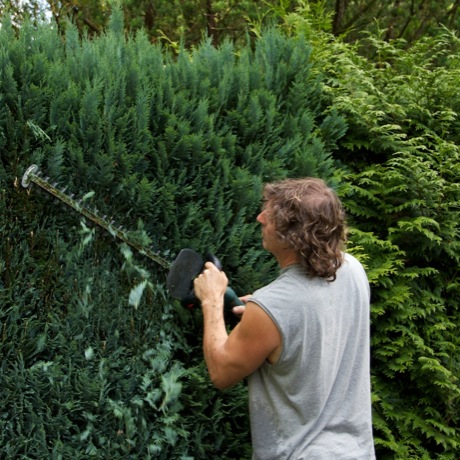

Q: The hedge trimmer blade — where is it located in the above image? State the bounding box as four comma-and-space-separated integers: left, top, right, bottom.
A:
21, 164, 170, 269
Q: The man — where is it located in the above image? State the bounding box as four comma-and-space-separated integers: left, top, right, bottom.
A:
194, 177, 375, 459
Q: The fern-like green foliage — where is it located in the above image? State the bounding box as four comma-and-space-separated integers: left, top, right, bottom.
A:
286, 8, 460, 457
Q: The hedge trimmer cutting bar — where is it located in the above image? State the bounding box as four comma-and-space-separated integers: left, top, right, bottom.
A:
21, 164, 170, 269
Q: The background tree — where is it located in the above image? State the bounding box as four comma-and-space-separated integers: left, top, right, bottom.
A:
329, 0, 460, 44
2, 0, 460, 51
0, 0, 275, 47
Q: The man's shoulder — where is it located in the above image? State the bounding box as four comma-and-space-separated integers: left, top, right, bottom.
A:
342, 252, 367, 273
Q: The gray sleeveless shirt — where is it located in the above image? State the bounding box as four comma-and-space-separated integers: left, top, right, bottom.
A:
248, 253, 375, 459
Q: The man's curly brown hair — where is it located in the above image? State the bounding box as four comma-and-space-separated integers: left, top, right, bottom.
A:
263, 178, 347, 281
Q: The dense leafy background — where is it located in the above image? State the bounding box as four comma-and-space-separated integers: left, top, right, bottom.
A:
3, 0, 460, 51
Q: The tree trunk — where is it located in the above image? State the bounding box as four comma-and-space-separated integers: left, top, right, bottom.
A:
206, 0, 218, 45
333, 0, 347, 35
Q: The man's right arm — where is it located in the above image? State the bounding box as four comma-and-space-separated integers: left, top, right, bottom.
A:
202, 300, 281, 390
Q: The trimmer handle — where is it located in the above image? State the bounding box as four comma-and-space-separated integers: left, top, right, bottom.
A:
204, 253, 245, 309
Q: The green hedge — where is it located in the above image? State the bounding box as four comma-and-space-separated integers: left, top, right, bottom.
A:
0, 10, 343, 458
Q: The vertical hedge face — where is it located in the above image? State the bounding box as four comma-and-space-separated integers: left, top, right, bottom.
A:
0, 10, 343, 458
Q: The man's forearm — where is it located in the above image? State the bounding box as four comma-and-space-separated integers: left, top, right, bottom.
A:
201, 298, 233, 389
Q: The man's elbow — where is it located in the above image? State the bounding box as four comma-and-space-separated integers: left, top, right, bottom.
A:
209, 372, 240, 391
213, 381, 233, 391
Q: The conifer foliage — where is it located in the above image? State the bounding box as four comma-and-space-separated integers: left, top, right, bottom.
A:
336, 37, 460, 460
283, 7, 460, 457
0, 10, 342, 458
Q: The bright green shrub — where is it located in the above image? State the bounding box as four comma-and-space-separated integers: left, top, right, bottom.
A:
283, 6, 460, 457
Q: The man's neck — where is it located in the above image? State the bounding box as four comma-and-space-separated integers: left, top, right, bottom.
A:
275, 250, 300, 269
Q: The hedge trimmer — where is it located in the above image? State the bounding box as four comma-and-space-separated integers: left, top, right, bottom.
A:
22, 164, 243, 310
